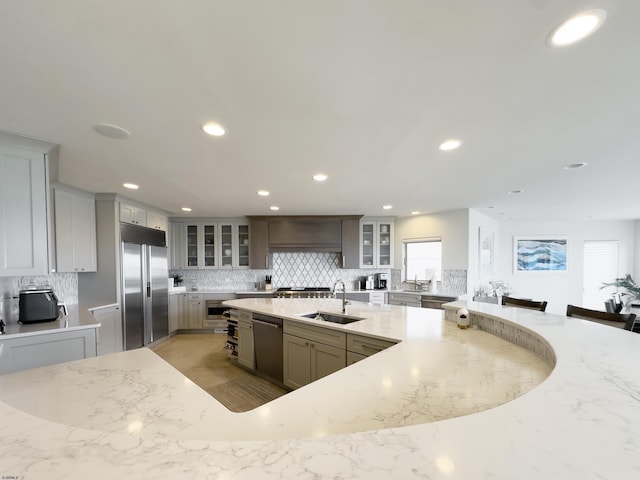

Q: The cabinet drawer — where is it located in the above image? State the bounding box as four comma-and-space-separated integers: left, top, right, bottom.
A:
203, 318, 227, 329
284, 320, 346, 349
369, 292, 386, 304
187, 293, 202, 301
388, 292, 421, 307
347, 333, 396, 356
237, 310, 252, 323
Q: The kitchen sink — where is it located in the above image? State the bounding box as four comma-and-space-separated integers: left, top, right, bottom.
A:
298, 311, 365, 325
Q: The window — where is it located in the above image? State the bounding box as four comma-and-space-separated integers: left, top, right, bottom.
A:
404, 238, 442, 282
582, 240, 618, 309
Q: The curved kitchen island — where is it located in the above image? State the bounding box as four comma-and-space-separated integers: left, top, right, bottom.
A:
0, 298, 638, 479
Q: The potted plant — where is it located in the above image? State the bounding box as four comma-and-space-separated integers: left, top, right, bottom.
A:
600, 274, 640, 310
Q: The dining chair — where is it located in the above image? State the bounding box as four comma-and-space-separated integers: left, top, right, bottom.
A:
501, 295, 548, 312
566, 304, 637, 332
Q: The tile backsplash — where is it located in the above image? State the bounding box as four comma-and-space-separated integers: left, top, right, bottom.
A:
271, 252, 390, 289
0, 273, 78, 321
170, 254, 467, 294
441, 269, 468, 295
171, 252, 393, 291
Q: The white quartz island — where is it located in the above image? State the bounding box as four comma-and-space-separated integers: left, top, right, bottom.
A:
0, 299, 638, 479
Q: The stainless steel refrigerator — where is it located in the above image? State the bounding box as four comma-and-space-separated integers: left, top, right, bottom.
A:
120, 223, 169, 350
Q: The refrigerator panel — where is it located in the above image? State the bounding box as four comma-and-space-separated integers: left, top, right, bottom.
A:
148, 245, 169, 344
122, 242, 144, 350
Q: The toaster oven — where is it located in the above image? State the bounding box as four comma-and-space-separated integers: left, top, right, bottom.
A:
18, 289, 59, 323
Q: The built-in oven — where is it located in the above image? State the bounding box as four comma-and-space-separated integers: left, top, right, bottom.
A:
206, 299, 226, 320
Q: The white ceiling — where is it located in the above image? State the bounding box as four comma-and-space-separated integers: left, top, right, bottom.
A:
1, 1, 639, 221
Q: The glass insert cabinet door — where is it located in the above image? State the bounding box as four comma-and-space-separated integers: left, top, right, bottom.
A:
378, 223, 392, 266
237, 224, 249, 267
220, 224, 233, 268
186, 225, 199, 267
203, 224, 216, 267
361, 223, 375, 266
185, 223, 217, 268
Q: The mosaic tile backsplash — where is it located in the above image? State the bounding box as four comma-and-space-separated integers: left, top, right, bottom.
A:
0, 273, 78, 321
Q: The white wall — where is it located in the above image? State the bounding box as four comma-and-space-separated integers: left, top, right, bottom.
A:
496, 220, 635, 315
394, 209, 469, 277
635, 220, 640, 281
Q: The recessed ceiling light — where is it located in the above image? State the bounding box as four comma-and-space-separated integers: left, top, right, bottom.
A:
257, 190, 270, 197
181, 207, 192, 212
563, 162, 588, 170
313, 173, 328, 182
123, 183, 139, 190
202, 123, 226, 136
270, 206, 280, 211
93, 123, 131, 140
548, 9, 606, 47
438, 139, 463, 151
487, 206, 496, 209
507, 190, 523, 195
410, 211, 420, 215
382, 205, 393, 210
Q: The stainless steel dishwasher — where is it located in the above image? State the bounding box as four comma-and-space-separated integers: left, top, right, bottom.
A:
252, 313, 283, 382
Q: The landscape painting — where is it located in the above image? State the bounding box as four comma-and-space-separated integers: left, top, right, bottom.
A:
514, 237, 568, 272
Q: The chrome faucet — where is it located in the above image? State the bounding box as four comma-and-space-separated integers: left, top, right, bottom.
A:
332, 279, 350, 314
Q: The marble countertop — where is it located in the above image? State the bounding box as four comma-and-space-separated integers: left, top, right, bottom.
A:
0, 304, 100, 339
1, 299, 639, 478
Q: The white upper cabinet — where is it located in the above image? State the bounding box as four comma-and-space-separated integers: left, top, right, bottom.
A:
170, 219, 249, 270
219, 222, 250, 270
53, 186, 97, 272
169, 222, 185, 269
360, 219, 394, 268
146, 210, 168, 231
119, 202, 167, 231
184, 223, 218, 269
119, 202, 147, 226
0, 145, 49, 276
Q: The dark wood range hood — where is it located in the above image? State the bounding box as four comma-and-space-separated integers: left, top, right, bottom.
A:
247, 215, 362, 268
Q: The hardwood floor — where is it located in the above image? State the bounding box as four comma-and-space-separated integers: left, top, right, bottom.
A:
151, 333, 288, 412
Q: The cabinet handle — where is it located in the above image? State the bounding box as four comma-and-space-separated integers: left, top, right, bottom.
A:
359, 343, 383, 352
265, 256, 268, 267
342, 255, 345, 268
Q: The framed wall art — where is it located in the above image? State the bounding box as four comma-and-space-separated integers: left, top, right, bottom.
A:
478, 227, 495, 281
514, 236, 568, 273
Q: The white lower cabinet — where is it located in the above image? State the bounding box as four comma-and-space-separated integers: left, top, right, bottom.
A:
168, 294, 183, 333
0, 327, 98, 375
168, 293, 189, 330
387, 292, 422, 307
237, 310, 254, 370
283, 321, 346, 390
187, 294, 203, 329
369, 291, 386, 305
89, 304, 123, 355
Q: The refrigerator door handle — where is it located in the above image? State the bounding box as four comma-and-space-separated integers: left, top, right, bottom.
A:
147, 282, 151, 298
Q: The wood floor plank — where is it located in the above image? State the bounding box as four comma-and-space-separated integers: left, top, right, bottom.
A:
151, 333, 288, 412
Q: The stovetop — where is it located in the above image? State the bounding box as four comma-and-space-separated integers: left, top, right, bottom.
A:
274, 287, 333, 298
